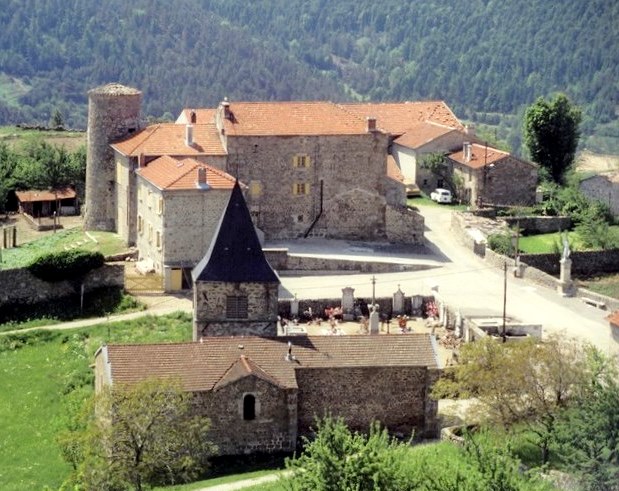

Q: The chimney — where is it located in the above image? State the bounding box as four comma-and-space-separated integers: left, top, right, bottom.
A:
197, 167, 207, 187
185, 124, 193, 147
463, 142, 471, 163
465, 124, 475, 137
222, 97, 231, 120
366, 116, 377, 132
138, 153, 145, 168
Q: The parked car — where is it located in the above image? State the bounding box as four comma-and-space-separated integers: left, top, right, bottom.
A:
405, 182, 421, 198
430, 188, 453, 204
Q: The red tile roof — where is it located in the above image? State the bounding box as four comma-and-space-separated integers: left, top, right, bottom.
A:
15, 187, 76, 202
176, 109, 217, 125
339, 101, 463, 135
448, 143, 510, 169
101, 334, 439, 391
393, 122, 458, 149
112, 123, 226, 157
607, 311, 619, 327
220, 101, 370, 136
136, 156, 236, 191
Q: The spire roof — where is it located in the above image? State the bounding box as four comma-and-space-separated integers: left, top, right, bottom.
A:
192, 181, 279, 283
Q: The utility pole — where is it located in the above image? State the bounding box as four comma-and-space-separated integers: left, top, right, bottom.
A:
371, 275, 376, 307
502, 262, 507, 343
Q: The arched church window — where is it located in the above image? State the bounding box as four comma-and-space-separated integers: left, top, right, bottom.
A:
243, 394, 256, 420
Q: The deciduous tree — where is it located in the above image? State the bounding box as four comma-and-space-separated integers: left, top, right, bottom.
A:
59, 378, 214, 491
524, 94, 582, 184
433, 336, 589, 464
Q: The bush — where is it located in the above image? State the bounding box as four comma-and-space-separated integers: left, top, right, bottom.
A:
488, 232, 513, 256
28, 249, 104, 282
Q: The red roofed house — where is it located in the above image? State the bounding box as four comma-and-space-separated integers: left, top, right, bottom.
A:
132, 155, 238, 291
447, 142, 538, 206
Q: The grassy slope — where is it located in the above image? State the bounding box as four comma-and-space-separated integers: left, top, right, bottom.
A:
0, 312, 192, 490
1, 227, 127, 269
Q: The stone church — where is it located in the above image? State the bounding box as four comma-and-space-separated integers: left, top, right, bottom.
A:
94, 182, 441, 455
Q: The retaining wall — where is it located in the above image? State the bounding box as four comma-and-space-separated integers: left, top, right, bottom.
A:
0, 263, 124, 307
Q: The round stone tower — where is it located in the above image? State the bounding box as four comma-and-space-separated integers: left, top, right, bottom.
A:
84, 83, 142, 231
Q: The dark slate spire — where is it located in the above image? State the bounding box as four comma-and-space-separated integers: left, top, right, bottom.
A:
192, 181, 279, 283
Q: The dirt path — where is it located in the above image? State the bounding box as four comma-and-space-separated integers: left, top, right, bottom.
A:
196, 471, 290, 491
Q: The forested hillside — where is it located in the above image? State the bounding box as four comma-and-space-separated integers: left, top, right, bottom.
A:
1, 0, 617, 152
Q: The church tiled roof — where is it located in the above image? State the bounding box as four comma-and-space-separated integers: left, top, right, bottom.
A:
192, 181, 279, 283
99, 334, 440, 391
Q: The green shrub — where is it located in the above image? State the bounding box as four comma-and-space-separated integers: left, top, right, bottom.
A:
488, 232, 513, 256
28, 249, 104, 282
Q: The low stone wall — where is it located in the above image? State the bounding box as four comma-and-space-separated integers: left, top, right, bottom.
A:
503, 216, 571, 234
277, 295, 434, 320
0, 263, 124, 307
264, 249, 432, 274
520, 249, 619, 276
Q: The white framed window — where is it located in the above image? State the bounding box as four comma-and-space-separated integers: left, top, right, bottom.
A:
157, 197, 163, 215
156, 230, 161, 249
137, 214, 143, 234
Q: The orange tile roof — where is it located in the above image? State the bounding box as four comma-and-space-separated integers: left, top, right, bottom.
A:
448, 143, 510, 169
102, 334, 439, 391
176, 108, 217, 124
221, 101, 369, 136
393, 122, 458, 149
15, 187, 76, 202
606, 311, 619, 326
112, 123, 226, 157
339, 101, 463, 135
137, 156, 236, 191
386, 155, 404, 182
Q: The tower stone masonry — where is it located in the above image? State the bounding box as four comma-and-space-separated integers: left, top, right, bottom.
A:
84, 83, 141, 231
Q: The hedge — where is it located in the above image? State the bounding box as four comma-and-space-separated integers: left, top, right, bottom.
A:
27, 249, 105, 283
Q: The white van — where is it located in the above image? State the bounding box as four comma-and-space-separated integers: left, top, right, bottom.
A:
430, 188, 453, 204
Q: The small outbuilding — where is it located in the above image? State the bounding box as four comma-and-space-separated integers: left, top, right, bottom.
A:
15, 187, 78, 217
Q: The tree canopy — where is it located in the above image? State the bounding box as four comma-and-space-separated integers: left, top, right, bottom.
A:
0, 0, 616, 148
58, 378, 215, 491
524, 94, 582, 184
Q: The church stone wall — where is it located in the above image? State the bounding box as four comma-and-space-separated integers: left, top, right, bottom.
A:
193, 377, 296, 456
295, 366, 433, 439
193, 281, 279, 339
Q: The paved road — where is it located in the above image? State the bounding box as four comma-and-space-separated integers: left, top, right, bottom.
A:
275, 206, 618, 357
6, 206, 616, 359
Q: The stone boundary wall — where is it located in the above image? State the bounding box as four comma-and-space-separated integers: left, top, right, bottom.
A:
263, 249, 431, 274
277, 295, 434, 320
450, 211, 619, 311
0, 263, 124, 307
520, 249, 619, 277
503, 216, 571, 234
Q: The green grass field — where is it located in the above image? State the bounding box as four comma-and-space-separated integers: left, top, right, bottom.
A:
517, 226, 619, 254
0, 227, 127, 269
0, 312, 192, 491
577, 273, 619, 299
